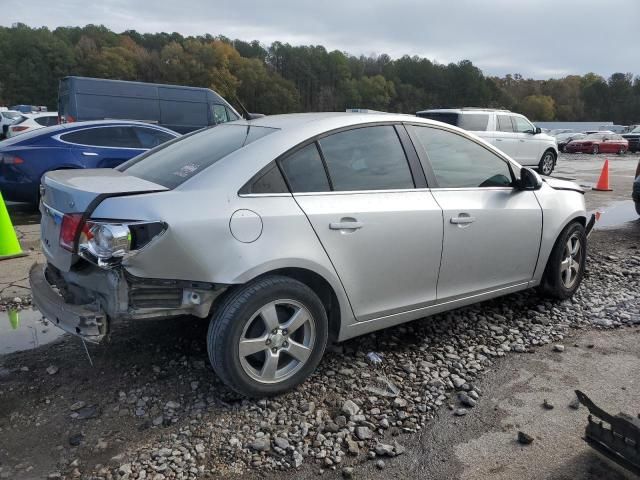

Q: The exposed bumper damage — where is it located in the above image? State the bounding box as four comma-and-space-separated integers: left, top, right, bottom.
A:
30, 262, 226, 343
576, 390, 640, 476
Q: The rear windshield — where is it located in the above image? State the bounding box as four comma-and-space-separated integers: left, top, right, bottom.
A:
119, 124, 277, 188
416, 112, 489, 131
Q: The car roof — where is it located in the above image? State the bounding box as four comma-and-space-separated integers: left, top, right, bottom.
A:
416, 108, 513, 114
0, 120, 178, 147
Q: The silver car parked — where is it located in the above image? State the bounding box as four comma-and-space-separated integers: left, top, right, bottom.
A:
31, 113, 590, 397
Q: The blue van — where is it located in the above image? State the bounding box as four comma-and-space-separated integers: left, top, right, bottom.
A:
58, 77, 241, 134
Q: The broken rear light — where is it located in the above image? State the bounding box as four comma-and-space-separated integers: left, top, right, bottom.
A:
59, 213, 86, 251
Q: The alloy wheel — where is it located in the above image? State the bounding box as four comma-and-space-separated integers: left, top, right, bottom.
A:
560, 233, 582, 289
238, 300, 316, 384
541, 153, 554, 175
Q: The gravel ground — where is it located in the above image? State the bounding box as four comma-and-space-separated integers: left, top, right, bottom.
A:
0, 223, 638, 480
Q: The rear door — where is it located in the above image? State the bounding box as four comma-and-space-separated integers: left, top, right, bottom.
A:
281, 124, 443, 322
407, 124, 542, 301
60, 126, 145, 168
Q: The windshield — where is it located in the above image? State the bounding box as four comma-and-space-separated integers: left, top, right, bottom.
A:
120, 124, 278, 189
583, 134, 607, 140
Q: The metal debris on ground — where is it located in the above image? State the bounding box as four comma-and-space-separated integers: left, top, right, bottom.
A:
365, 375, 399, 398
366, 351, 383, 366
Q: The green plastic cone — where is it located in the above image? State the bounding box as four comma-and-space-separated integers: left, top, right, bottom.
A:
8, 309, 20, 330
0, 191, 25, 260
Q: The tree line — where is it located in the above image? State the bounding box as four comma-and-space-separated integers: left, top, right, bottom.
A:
1, 23, 639, 124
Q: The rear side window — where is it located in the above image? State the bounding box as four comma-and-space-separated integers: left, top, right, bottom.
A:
120, 124, 277, 189
497, 115, 514, 132
408, 125, 512, 188
416, 112, 458, 126
134, 127, 175, 149
61, 126, 141, 148
280, 143, 330, 193
241, 162, 289, 194
35, 116, 58, 127
319, 126, 414, 191
457, 114, 489, 131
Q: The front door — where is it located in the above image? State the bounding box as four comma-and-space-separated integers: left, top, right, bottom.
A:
407, 124, 542, 301
279, 125, 444, 321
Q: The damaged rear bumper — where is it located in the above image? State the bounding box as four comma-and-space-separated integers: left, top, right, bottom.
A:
29, 261, 227, 343
29, 263, 107, 342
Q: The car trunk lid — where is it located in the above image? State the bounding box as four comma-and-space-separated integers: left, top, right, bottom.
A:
40, 169, 168, 271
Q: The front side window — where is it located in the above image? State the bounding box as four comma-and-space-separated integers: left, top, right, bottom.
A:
134, 127, 175, 149
212, 104, 229, 124
61, 126, 141, 148
120, 124, 277, 189
497, 115, 514, 132
280, 143, 330, 193
318, 126, 414, 191
408, 125, 513, 188
513, 116, 535, 134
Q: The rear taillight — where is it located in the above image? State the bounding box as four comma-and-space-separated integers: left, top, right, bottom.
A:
60, 213, 86, 252
10, 125, 28, 132
61, 115, 75, 124
0, 154, 24, 165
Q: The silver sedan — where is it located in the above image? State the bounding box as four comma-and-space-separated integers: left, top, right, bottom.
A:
31, 113, 590, 396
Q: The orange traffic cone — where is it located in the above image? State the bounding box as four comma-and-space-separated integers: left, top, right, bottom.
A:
592, 158, 613, 191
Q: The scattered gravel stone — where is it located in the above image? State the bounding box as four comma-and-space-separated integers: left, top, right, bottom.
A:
543, 399, 555, 410
553, 344, 565, 352
569, 397, 581, 410
342, 466, 354, 478
454, 408, 468, 416
376, 460, 385, 470
518, 431, 534, 445
68, 433, 83, 447
458, 392, 477, 408
45, 365, 58, 375
69, 401, 86, 411
250, 438, 270, 452
355, 426, 373, 440
342, 399, 360, 417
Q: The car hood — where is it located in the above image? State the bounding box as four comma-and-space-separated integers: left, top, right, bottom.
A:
543, 177, 584, 194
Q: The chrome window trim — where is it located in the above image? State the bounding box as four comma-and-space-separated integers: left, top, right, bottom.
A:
54, 124, 178, 150
238, 193, 293, 198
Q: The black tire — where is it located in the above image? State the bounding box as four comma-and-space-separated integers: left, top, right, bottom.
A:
617, 147, 625, 155
207, 275, 328, 397
540, 222, 586, 300
537, 150, 556, 176
635, 201, 640, 216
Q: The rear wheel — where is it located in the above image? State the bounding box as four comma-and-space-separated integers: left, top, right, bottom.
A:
538, 151, 556, 176
617, 146, 626, 155
592, 145, 599, 154
541, 222, 586, 300
207, 275, 328, 397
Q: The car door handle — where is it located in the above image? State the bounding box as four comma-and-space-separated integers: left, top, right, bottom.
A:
519, 139, 525, 142
329, 221, 363, 230
81, 152, 99, 156
495, 138, 503, 142
450, 216, 475, 225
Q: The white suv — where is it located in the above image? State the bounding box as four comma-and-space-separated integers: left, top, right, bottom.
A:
416, 108, 558, 175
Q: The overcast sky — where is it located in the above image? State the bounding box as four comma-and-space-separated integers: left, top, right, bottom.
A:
2, 0, 638, 79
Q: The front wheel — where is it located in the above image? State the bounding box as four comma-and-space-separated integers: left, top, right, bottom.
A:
207, 275, 328, 397
592, 145, 599, 154
617, 147, 626, 155
541, 222, 586, 300
538, 151, 556, 176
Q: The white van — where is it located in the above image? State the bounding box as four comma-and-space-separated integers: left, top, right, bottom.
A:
416, 108, 559, 175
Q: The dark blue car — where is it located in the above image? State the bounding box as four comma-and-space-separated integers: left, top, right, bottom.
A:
0, 120, 179, 205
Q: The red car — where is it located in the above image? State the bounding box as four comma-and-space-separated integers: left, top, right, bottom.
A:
565, 133, 628, 154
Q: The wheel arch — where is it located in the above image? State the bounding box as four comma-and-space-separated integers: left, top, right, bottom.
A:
212, 265, 349, 343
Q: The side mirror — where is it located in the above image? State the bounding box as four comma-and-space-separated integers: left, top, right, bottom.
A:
515, 167, 543, 190
535, 126, 542, 134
